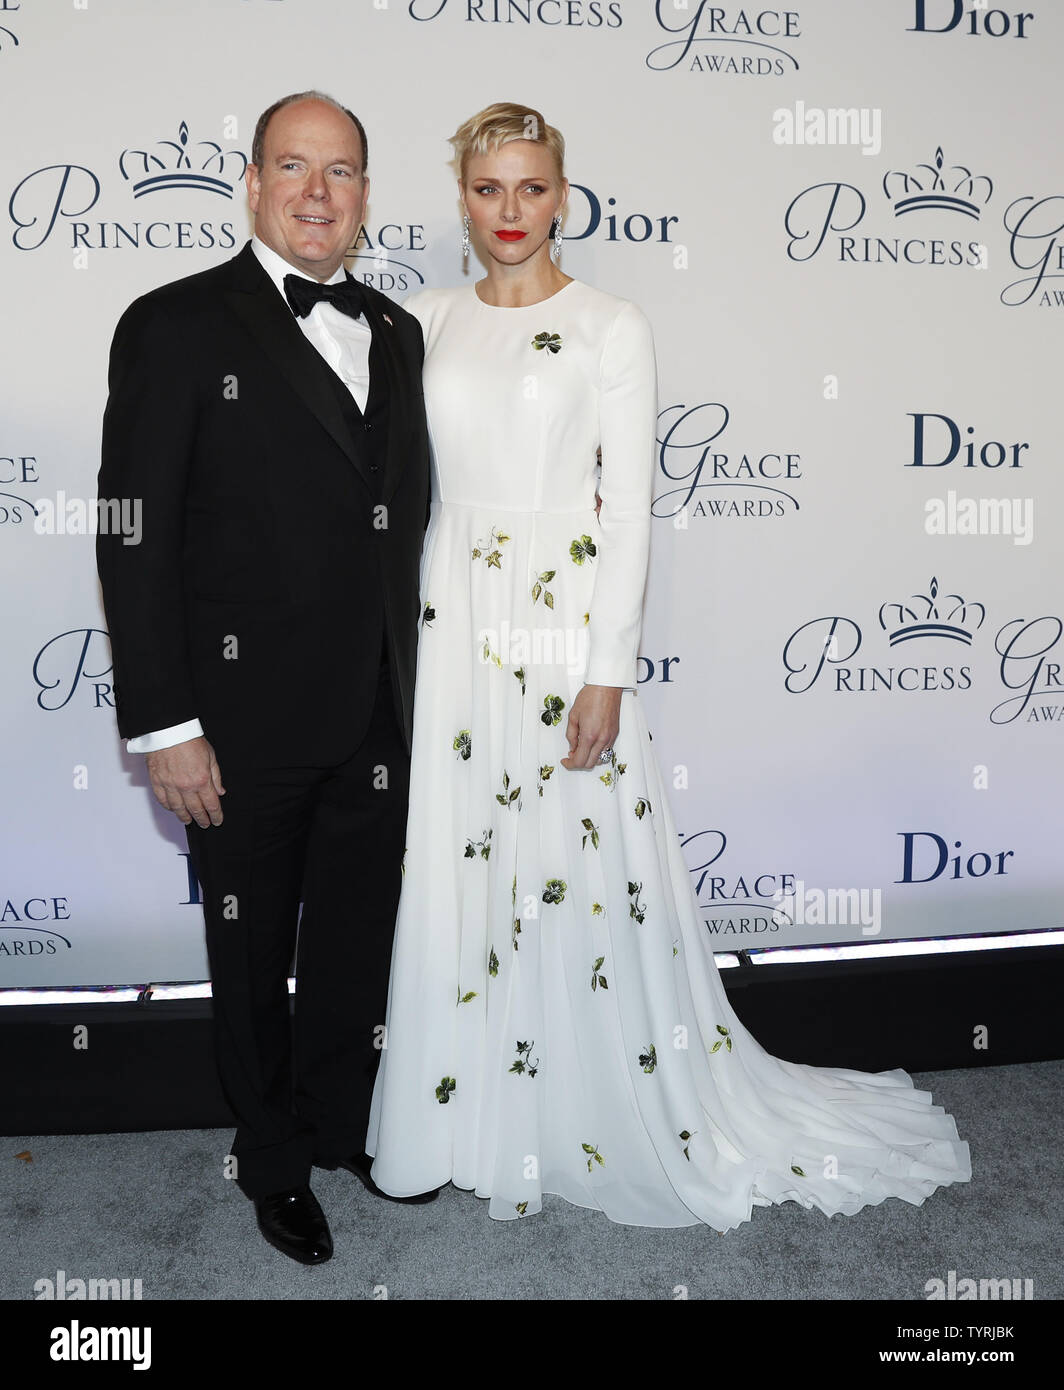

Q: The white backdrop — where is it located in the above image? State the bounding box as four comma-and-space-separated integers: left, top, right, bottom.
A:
1, 0, 1060, 986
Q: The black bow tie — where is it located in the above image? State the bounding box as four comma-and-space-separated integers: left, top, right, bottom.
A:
284, 272, 367, 321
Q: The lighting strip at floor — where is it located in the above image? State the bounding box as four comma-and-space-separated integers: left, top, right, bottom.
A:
1, 930, 1059, 1007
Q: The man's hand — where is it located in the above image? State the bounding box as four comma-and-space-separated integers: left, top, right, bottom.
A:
144, 736, 225, 828
561, 685, 622, 771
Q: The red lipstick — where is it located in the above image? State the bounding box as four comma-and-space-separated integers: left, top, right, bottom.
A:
495, 230, 527, 241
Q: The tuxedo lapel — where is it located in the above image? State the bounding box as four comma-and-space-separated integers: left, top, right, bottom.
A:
221, 244, 375, 489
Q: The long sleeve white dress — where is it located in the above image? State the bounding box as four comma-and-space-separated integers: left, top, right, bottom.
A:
365, 279, 972, 1228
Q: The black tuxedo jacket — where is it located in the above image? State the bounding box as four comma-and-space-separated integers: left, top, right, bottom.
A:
96, 241, 431, 766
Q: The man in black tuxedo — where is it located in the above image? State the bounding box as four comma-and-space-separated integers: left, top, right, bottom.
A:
96, 92, 435, 1264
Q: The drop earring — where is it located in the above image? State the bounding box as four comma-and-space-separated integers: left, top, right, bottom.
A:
550, 216, 563, 263
462, 213, 471, 260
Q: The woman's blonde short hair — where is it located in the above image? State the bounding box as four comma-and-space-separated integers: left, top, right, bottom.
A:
450, 102, 565, 183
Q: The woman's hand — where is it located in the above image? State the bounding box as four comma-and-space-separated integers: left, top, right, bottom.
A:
561, 684, 622, 770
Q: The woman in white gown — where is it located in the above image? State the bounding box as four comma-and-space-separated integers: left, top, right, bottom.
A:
366, 103, 972, 1229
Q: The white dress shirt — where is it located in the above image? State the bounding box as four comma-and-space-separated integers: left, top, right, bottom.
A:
125, 236, 372, 753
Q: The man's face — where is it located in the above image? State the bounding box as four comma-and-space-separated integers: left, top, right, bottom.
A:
246, 99, 369, 281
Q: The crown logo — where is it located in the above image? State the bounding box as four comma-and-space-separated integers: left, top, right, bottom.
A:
882, 147, 993, 220
878, 576, 986, 647
120, 121, 248, 199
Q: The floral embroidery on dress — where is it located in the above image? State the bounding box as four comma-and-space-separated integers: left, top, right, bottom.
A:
541, 694, 566, 727
471, 526, 510, 567
532, 331, 562, 354
452, 729, 471, 760
634, 797, 652, 819
638, 1045, 657, 1074
531, 570, 556, 607
496, 770, 521, 808
591, 956, 608, 991
435, 1076, 456, 1104
710, 1024, 732, 1054
569, 534, 597, 565
628, 880, 646, 924
599, 749, 627, 790
509, 1040, 539, 1077
582, 1142, 605, 1172
679, 1130, 695, 1162
580, 818, 600, 850
542, 878, 567, 904
422, 602, 436, 626
537, 764, 555, 796
464, 829, 492, 860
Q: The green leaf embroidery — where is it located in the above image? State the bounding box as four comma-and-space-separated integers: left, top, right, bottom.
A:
791, 1165, 806, 1178
514, 666, 526, 695
463, 829, 492, 860
580, 817, 600, 850
591, 902, 604, 916
569, 534, 597, 565
488, 947, 499, 978
591, 956, 608, 991
532, 331, 562, 354
515, 1202, 528, 1216
598, 749, 627, 792
710, 1026, 731, 1056
422, 603, 435, 626
542, 878, 567, 905
472, 526, 510, 568
634, 797, 652, 820
537, 764, 555, 796
435, 1076, 456, 1104
638, 1044, 657, 1074
481, 636, 502, 667
679, 1130, 696, 1162
531, 570, 556, 608
627, 880, 646, 924
581, 1142, 605, 1172
509, 1040, 539, 1078
541, 694, 566, 727
456, 989, 478, 1005
512, 917, 521, 951
496, 770, 521, 807
452, 729, 471, 761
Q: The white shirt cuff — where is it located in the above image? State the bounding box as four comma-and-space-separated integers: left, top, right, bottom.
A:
127, 718, 205, 753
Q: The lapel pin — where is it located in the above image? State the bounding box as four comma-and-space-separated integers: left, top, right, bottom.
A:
382, 313, 393, 326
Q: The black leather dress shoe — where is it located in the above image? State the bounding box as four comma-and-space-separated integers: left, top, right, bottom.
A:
254, 1185, 333, 1264
336, 1150, 440, 1204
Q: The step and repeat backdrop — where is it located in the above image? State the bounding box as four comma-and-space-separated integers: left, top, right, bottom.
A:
0, 1, 1060, 986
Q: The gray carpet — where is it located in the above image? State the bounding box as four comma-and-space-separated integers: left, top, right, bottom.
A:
4, 1061, 1059, 1301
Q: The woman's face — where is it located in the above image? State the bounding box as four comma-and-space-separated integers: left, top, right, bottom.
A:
461, 139, 568, 269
